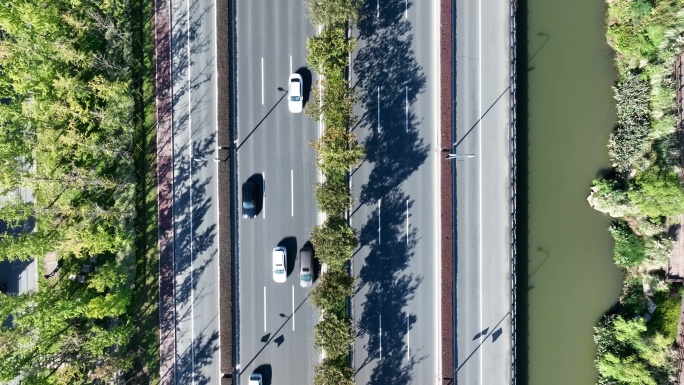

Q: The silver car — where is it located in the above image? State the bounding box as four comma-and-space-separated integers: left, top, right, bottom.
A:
299, 247, 313, 287
272, 246, 287, 283
288, 73, 303, 113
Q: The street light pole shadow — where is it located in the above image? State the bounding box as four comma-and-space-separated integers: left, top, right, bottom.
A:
455, 311, 510, 376
237, 290, 313, 375
237, 89, 288, 150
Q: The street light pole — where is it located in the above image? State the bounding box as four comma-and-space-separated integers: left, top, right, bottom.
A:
445, 153, 475, 160
193, 157, 224, 163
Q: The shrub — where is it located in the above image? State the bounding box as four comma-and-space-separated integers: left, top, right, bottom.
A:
588, 178, 639, 218
629, 166, 684, 217
620, 274, 648, 316
609, 220, 646, 268
648, 290, 680, 342
608, 73, 650, 174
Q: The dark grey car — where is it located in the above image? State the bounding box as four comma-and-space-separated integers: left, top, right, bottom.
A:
242, 181, 255, 219
299, 247, 313, 287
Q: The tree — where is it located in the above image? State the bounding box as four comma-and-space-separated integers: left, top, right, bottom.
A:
311, 216, 358, 270
315, 174, 351, 216
594, 315, 676, 385
314, 314, 354, 359
305, 77, 357, 128
86, 289, 132, 319
313, 357, 355, 385
308, 0, 362, 27
310, 126, 364, 177
596, 353, 657, 385
310, 270, 354, 314
306, 27, 356, 78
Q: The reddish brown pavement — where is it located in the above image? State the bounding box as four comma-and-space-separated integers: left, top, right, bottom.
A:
154, 0, 174, 381
440, 0, 454, 383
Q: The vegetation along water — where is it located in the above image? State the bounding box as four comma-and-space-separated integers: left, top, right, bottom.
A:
586, 0, 684, 384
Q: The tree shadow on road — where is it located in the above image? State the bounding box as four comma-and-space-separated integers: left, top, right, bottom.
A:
175, 328, 221, 385
351, 0, 429, 383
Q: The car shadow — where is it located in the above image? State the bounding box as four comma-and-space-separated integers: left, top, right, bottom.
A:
295, 67, 313, 105
252, 364, 273, 385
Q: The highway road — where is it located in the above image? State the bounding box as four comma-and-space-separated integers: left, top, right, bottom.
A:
169, 0, 222, 381
350, 0, 442, 384
235, 1, 320, 384
454, 0, 512, 383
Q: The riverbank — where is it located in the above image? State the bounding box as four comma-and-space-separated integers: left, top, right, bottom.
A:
588, 0, 684, 383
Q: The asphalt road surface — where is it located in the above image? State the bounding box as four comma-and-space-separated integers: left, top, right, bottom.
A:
235, 1, 320, 384
454, 0, 512, 383
350, 0, 442, 384
170, 0, 222, 381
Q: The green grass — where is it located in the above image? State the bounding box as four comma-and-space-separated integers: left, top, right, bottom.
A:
127, 0, 160, 381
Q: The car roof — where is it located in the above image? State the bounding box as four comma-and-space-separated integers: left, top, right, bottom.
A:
243, 182, 253, 197
289, 74, 302, 96
273, 247, 285, 262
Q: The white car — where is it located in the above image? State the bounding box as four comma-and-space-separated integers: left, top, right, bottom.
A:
288, 73, 303, 113
272, 246, 287, 283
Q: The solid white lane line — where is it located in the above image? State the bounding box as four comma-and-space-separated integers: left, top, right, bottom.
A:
406, 314, 410, 361
406, 199, 409, 245
378, 199, 382, 244
185, 0, 195, 377
377, 86, 381, 132
262, 172, 266, 219
261, 57, 264, 105
292, 285, 295, 331
379, 314, 383, 359
213, 0, 221, 371
291, 169, 294, 217
405, 86, 409, 133
264, 286, 267, 332
478, 0, 484, 381
431, 0, 443, 376
405, 0, 408, 18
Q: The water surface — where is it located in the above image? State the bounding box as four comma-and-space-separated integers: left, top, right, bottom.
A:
524, 0, 624, 383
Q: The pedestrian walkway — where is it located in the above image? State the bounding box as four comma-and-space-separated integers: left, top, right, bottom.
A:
153, 0, 174, 382
667, 215, 684, 283
671, 51, 684, 384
